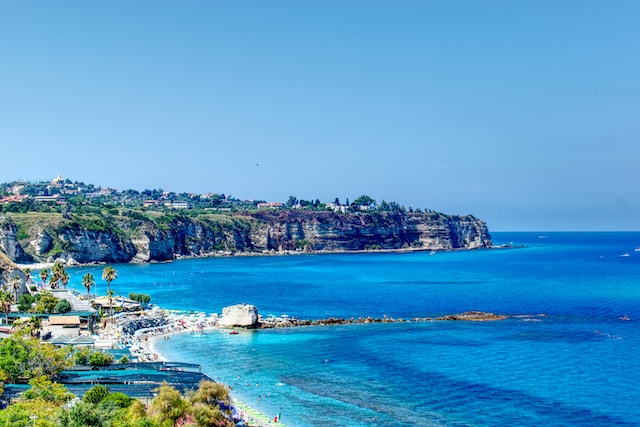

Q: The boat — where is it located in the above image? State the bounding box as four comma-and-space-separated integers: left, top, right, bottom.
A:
619, 315, 630, 321
229, 330, 239, 335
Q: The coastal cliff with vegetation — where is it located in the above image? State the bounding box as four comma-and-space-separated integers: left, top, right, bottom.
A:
0, 178, 492, 264
0, 210, 490, 265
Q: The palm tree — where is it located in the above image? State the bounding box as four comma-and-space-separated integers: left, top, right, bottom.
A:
61, 271, 70, 289
23, 267, 31, 282
10, 276, 21, 303
102, 265, 117, 319
107, 288, 115, 321
39, 269, 49, 289
27, 316, 43, 338
49, 262, 66, 290
82, 273, 95, 298
0, 290, 13, 325
48, 275, 59, 290
102, 265, 117, 293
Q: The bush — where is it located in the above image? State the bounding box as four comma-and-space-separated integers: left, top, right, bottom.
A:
128, 293, 151, 306
74, 347, 92, 366
17, 294, 35, 312
89, 351, 114, 367
83, 384, 110, 404
54, 299, 72, 314
101, 392, 133, 409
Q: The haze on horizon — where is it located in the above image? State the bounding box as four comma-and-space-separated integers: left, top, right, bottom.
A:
1, 1, 638, 232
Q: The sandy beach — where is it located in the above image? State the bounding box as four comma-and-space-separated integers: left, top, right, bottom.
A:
97, 309, 288, 427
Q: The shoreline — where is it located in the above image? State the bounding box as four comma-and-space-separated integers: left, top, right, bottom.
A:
103, 311, 288, 427
16, 244, 511, 271
100, 308, 520, 426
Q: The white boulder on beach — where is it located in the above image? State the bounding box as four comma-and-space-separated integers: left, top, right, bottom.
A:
217, 304, 259, 328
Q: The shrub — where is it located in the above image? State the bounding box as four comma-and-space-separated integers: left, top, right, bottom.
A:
54, 299, 72, 314
83, 384, 110, 404
74, 347, 92, 366
89, 351, 114, 367
101, 392, 133, 409
17, 294, 35, 312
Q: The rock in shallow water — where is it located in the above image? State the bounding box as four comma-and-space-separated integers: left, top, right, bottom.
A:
218, 304, 259, 328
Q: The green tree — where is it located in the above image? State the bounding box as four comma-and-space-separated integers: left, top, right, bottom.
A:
83, 384, 111, 404
10, 275, 22, 303
61, 271, 70, 289
148, 383, 190, 427
0, 398, 59, 427
0, 289, 13, 324
54, 299, 72, 314
23, 376, 73, 404
0, 335, 71, 382
73, 347, 92, 366
26, 316, 43, 338
129, 293, 151, 307
102, 266, 117, 318
106, 289, 115, 320
89, 351, 114, 367
49, 262, 66, 290
352, 194, 376, 208
188, 380, 233, 427
102, 392, 133, 409
17, 294, 36, 312
82, 273, 95, 298
39, 269, 49, 288
33, 292, 59, 314
55, 399, 119, 427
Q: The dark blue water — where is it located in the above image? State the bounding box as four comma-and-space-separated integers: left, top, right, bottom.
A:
66, 232, 640, 426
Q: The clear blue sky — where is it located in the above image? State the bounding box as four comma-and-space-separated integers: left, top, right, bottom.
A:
1, 1, 638, 231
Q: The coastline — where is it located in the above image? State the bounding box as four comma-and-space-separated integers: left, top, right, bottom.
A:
16, 244, 504, 271
107, 311, 288, 427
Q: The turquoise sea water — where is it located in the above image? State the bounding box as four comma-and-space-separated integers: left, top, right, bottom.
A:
68, 232, 640, 426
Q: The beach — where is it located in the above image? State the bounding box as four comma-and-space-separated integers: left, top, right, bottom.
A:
98, 308, 288, 427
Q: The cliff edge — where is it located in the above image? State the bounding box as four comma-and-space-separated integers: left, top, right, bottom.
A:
0, 210, 491, 265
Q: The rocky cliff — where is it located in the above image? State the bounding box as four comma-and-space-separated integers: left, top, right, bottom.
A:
0, 210, 491, 265
249, 210, 490, 252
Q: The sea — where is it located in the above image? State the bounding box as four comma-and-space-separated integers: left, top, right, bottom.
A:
65, 232, 640, 426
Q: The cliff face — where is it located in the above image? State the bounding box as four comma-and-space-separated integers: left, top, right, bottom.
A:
0, 210, 491, 264
0, 217, 33, 263
249, 211, 491, 252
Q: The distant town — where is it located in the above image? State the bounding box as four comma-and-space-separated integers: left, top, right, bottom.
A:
0, 175, 421, 215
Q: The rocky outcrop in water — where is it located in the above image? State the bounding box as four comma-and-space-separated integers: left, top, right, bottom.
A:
257, 311, 510, 328
218, 304, 259, 328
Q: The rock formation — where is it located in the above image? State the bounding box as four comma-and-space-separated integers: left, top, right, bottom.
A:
0, 217, 32, 263
0, 210, 492, 264
218, 304, 259, 328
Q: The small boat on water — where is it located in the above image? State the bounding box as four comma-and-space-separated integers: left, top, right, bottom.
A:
619, 315, 630, 321
229, 330, 239, 335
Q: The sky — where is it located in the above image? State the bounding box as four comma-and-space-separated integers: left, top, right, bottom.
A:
1, 1, 638, 231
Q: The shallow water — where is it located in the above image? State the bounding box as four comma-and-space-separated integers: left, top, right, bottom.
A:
69, 232, 640, 426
